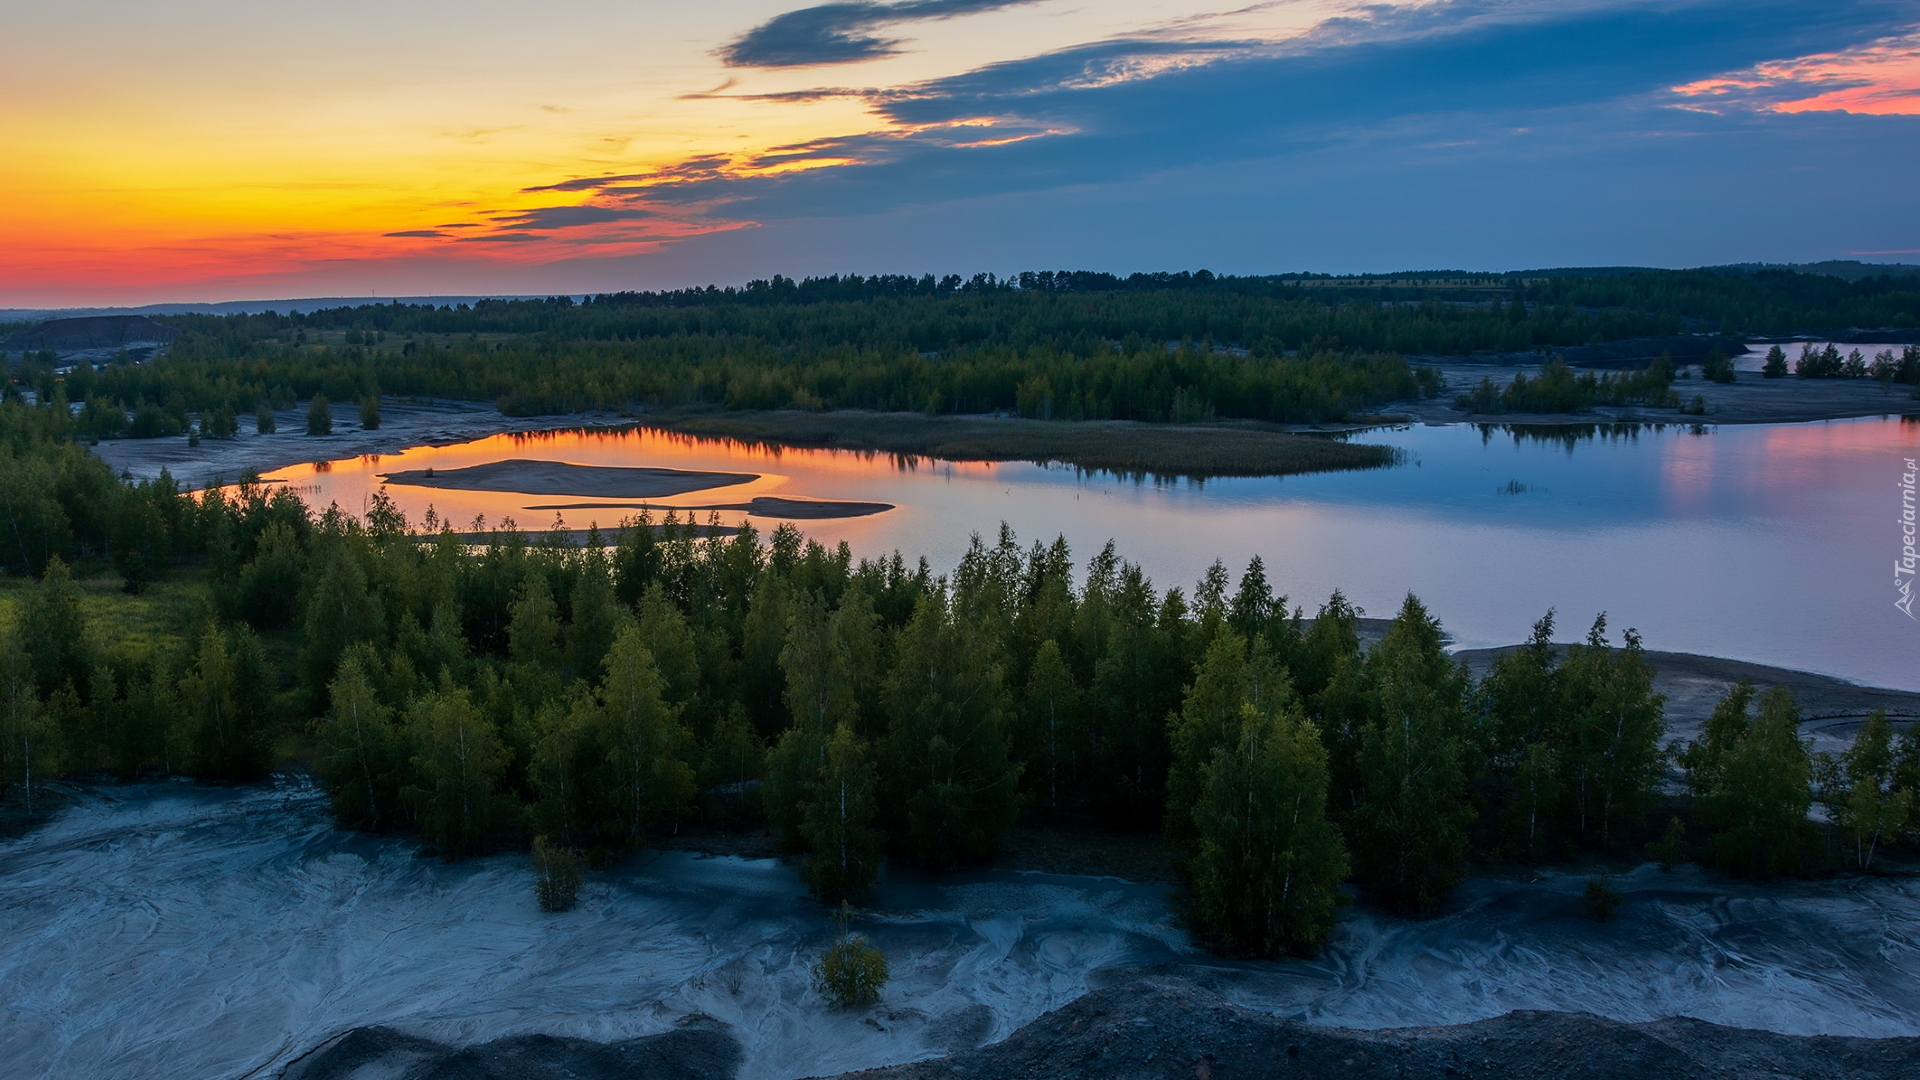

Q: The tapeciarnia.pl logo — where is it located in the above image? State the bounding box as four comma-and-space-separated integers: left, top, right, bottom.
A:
1900, 457, 1917, 620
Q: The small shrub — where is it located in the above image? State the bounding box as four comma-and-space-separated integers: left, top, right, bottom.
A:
360, 396, 381, 430
813, 906, 888, 1008
307, 394, 333, 435
531, 836, 583, 912
1582, 875, 1622, 922
1647, 817, 1686, 871
1701, 349, 1735, 384
255, 405, 277, 434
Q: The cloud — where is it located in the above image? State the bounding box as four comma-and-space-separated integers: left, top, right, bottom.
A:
720, 0, 1042, 68
1672, 25, 1920, 115
384, 230, 448, 238
428, 0, 1920, 272
489, 205, 658, 231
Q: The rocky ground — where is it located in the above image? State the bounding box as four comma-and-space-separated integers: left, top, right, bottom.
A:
286, 976, 1920, 1080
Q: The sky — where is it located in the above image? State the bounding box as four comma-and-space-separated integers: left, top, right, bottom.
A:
4, 0, 1918, 307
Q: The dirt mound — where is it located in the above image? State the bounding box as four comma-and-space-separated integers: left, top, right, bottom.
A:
829, 976, 1920, 1080
2, 314, 178, 353
283, 1015, 741, 1080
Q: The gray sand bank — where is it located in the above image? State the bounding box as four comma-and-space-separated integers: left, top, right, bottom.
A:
380, 459, 757, 498
519, 496, 894, 519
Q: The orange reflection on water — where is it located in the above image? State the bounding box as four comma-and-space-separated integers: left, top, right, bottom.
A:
250, 426, 1003, 535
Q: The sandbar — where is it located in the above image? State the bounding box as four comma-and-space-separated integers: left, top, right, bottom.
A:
518, 495, 894, 519
379, 458, 757, 498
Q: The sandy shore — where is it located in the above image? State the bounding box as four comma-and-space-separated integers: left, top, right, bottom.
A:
1366, 362, 1920, 427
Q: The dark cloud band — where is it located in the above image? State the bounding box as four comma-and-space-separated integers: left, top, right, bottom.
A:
720, 0, 1041, 68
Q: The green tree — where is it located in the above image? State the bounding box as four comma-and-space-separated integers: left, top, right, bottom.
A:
1018, 638, 1081, 820
1351, 594, 1474, 915
880, 592, 1020, 866
701, 705, 766, 827
767, 591, 851, 845
1165, 631, 1289, 857
531, 836, 584, 912
0, 627, 55, 816
315, 650, 400, 829
1556, 617, 1665, 848
300, 540, 386, 707
23, 556, 90, 697
1681, 680, 1756, 801
800, 722, 884, 904
1762, 345, 1788, 378
1296, 590, 1368, 820
814, 906, 889, 1008
359, 396, 381, 430
1702, 686, 1812, 877
564, 550, 623, 682
585, 625, 695, 847
306, 394, 333, 435
527, 699, 597, 848
740, 570, 793, 734
508, 573, 562, 671
405, 680, 512, 856
255, 403, 277, 434
1827, 709, 1912, 871
626, 582, 698, 703
1188, 704, 1348, 956
180, 627, 275, 781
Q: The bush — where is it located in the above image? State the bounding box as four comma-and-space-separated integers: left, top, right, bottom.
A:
307, 394, 333, 435
814, 907, 888, 1008
531, 836, 583, 912
129, 402, 182, 439
1701, 349, 1736, 383
359, 396, 381, 430
1761, 345, 1787, 378
1582, 874, 1621, 922
1647, 817, 1685, 871
255, 404, 277, 434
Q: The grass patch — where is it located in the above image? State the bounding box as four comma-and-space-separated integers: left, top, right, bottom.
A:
639, 410, 1396, 479
0, 569, 209, 664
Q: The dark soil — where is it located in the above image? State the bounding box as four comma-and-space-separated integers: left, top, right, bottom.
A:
278, 976, 1920, 1080
831, 975, 1920, 1080
282, 1014, 741, 1080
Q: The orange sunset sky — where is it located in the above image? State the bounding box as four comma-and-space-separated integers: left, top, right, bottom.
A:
5, 0, 1918, 308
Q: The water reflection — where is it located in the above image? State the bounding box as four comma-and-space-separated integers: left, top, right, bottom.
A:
257, 417, 1920, 690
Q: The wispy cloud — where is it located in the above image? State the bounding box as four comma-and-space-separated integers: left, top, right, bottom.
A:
424, 0, 1920, 263
1672, 26, 1920, 116
720, 0, 1044, 68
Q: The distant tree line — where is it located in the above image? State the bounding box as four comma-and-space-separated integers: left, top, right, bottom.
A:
1786, 343, 1920, 385
17, 266, 1912, 434
1455, 357, 1680, 415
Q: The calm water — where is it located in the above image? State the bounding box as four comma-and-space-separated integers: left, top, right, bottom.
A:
264, 416, 1920, 691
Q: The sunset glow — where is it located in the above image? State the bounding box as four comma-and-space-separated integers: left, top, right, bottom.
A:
6, 1, 1919, 306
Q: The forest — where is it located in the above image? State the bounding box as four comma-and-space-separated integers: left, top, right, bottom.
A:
8, 266, 1914, 432
2, 389, 1914, 959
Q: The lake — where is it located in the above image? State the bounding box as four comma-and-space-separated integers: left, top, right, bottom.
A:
261, 415, 1920, 691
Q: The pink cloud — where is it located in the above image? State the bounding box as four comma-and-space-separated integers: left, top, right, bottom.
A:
1673, 29, 1920, 116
